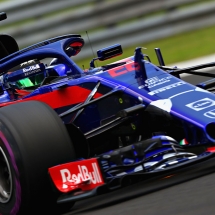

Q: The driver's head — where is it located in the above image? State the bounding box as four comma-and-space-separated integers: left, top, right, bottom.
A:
4, 62, 46, 90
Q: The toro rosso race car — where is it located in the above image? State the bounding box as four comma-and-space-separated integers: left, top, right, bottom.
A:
1, 12, 215, 215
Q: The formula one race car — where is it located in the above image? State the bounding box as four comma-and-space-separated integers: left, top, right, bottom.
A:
1, 12, 215, 215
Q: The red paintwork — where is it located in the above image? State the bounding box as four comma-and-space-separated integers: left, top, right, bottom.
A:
49, 158, 104, 193
206, 146, 215, 153
0, 86, 102, 109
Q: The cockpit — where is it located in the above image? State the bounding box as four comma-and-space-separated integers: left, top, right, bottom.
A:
0, 35, 85, 99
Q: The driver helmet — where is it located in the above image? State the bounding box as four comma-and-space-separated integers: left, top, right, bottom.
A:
4, 62, 46, 90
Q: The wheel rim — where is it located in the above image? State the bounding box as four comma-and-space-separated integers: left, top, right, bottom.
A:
0, 147, 12, 203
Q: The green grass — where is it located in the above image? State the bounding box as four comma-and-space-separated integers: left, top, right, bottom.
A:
75, 24, 215, 69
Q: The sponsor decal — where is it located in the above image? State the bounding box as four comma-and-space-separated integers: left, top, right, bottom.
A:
148, 82, 184, 95
49, 158, 104, 193
139, 76, 172, 89
23, 64, 41, 76
186, 98, 215, 111
60, 163, 102, 188
23, 64, 40, 72
204, 109, 215, 118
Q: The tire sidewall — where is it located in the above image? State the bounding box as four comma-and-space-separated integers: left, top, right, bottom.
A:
0, 121, 24, 215
0, 101, 76, 215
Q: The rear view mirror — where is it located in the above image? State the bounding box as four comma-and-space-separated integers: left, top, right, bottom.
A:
90, 44, 123, 68
97, 44, 122, 61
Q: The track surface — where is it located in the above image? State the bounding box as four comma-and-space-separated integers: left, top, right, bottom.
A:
63, 172, 215, 215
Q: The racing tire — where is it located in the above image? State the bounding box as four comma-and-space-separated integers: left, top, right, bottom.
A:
0, 101, 76, 215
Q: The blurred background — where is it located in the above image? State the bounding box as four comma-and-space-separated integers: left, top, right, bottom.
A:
0, 0, 214, 69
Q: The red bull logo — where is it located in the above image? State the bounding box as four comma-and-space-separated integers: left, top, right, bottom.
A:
49, 158, 104, 192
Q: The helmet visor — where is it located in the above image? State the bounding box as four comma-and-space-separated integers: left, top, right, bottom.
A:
16, 73, 45, 89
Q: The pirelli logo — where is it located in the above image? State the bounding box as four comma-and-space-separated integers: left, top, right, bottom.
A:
148, 82, 184, 95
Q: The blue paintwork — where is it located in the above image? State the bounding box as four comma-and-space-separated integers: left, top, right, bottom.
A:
0, 35, 215, 145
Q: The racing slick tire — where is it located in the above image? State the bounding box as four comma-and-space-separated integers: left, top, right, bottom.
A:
0, 101, 76, 215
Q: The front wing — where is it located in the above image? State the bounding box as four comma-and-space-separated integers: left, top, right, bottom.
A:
49, 151, 215, 204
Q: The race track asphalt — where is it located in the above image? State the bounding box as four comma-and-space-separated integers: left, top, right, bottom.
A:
64, 172, 215, 215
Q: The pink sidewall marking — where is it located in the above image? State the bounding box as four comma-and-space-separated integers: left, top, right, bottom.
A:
0, 131, 21, 215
